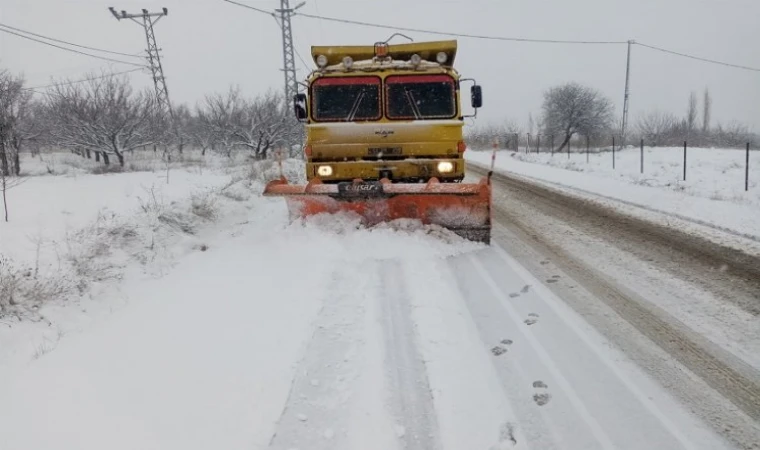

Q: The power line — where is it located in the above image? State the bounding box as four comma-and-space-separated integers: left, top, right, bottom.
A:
0, 22, 143, 58
294, 11, 628, 45
0, 27, 146, 67
291, 11, 760, 73
634, 41, 760, 73
21, 68, 145, 91
222, 0, 275, 17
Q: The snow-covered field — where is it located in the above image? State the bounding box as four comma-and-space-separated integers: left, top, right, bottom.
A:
0, 151, 750, 449
466, 146, 760, 247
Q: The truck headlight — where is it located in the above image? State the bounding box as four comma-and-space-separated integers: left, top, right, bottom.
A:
317, 165, 333, 176
437, 162, 454, 173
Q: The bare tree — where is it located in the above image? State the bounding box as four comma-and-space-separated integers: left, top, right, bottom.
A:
196, 86, 242, 157
230, 90, 291, 160
714, 121, 752, 148
1, 168, 26, 222
197, 86, 293, 159
0, 69, 33, 176
542, 82, 614, 152
45, 72, 156, 166
702, 88, 712, 133
465, 120, 522, 150
686, 91, 698, 135
635, 110, 679, 146
185, 108, 215, 156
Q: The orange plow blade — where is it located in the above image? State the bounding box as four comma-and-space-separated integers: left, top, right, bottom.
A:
263, 177, 492, 244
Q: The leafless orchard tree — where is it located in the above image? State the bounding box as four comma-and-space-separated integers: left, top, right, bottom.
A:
196, 86, 241, 157
231, 89, 292, 159
45, 72, 156, 166
541, 82, 614, 152
0, 69, 34, 176
1, 169, 26, 222
196, 86, 293, 159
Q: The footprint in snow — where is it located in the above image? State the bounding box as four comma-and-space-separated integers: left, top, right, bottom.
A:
524, 313, 539, 325
491, 346, 507, 356
509, 292, 520, 298
532, 380, 551, 406
492, 337, 515, 356
521, 284, 531, 293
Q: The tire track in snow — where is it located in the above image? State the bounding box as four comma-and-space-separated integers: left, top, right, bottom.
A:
400, 257, 533, 450
267, 270, 375, 450
379, 262, 442, 450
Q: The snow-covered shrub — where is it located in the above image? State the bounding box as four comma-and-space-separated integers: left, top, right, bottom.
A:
190, 191, 218, 220
0, 256, 73, 319
63, 211, 137, 287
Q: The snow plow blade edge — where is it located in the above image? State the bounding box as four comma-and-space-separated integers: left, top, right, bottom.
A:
263, 177, 492, 244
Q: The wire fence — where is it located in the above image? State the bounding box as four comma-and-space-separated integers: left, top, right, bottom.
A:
476, 133, 756, 192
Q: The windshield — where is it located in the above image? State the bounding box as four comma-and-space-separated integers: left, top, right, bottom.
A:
311, 76, 381, 121
385, 74, 456, 120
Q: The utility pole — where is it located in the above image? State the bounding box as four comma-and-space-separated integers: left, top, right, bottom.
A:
621, 39, 634, 146
276, 1, 303, 103
108, 7, 180, 152
222, 0, 306, 155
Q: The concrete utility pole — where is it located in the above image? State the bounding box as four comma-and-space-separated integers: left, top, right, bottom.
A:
621, 39, 634, 146
108, 7, 180, 151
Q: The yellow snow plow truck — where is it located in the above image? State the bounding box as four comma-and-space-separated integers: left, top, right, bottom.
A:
264, 39, 492, 244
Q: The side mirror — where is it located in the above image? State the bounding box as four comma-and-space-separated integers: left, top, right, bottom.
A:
471, 85, 483, 109
293, 93, 307, 120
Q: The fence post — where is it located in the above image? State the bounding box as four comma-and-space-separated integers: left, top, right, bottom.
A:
612, 136, 616, 169
551, 135, 555, 156
537, 135, 541, 154
586, 136, 590, 163
747, 142, 750, 192
568, 138, 571, 159
526, 134, 530, 153
640, 138, 644, 174
683, 141, 687, 181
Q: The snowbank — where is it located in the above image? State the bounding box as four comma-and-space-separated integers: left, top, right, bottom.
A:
466, 147, 760, 247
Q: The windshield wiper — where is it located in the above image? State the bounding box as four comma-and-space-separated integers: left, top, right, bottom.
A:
403, 87, 422, 119
346, 91, 366, 121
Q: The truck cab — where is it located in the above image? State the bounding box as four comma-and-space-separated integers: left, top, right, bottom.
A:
293, 39, 482, 184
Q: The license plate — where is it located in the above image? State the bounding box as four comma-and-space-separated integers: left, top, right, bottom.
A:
368, 147, 402, 156
337, 181, 385, 198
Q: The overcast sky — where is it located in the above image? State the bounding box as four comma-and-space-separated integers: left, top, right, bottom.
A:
2, 0, 759, 131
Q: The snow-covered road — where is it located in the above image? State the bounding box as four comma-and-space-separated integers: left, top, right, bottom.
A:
0, 206, 741, 449
2, 164, 758, 450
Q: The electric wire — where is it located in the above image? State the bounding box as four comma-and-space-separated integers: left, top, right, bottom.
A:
223, 0, 760, 74
0, 22, 143, 58
0, 27, 147, 67
634, 41, 760, 73
22, 68, 145, 91
294, 11, 628, 45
